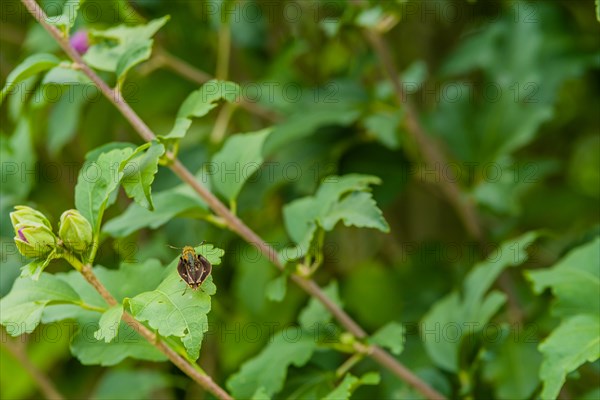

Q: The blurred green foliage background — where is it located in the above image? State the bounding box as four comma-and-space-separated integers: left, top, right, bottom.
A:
1, 0, 599, 399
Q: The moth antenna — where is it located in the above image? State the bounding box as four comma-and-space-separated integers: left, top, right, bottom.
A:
167, 244, 182, 250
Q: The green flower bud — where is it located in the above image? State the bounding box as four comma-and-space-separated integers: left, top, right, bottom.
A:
14, 223, 57, 258
59, 209, 92, 254
10, 205, 52, 229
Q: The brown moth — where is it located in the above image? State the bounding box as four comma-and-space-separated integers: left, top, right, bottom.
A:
176, 245, 212, 291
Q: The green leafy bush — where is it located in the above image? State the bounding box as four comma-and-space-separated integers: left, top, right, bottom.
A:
1, 1, 598, 399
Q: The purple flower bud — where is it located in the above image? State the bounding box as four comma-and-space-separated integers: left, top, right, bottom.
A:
14, 224, 56, 258
70, 30, 89, 55
18, 228, 28, 243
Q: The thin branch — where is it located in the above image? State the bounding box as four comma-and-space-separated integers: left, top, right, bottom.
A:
154, 48, 213, 84
215, 20, 231, 81
79, 265, 233, 400
362, 29, 482, 241
20, 1, 445, 399
335, 352, 365, 378
371, 346, 444, 400
361, 25, 524, 324
155, 48, 283, 123
0, 330, 64, 400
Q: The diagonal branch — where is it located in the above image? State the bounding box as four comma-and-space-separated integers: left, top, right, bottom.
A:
19, 1, 445, 399
362, 29, 483, 241
361, 27, 528, 323
154, 48, 283, 123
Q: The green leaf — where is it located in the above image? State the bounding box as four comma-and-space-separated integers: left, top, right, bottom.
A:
84, 16, 169, 73
321, 191, 389, 232
315, 175, 381, 204
525, 238, 600, 399
70, 317, 167, 366
166, 118, 192, 140
461, 232, 538, 319
281, 196, 321, 258
402, 60, 428, 86
94, 305, 124, 343
482, 337, 542, 400
0, 53, 60, 104
526, 237, 600, 318
356, 7, 385, 28
84, 142, 137, 162
46, 0, 80, 34
192, 243, 225, 267
323, 372, 380, 400
422, 232, 538, 372
91, 15, 168, 42
92, 369, 170, 400
47, 87, 86, 156
41, 304, 84, 324
162, 80, 241, 139
227, 331, 318, 398
421, 293, 462, 372
120, 142, 165, 210
115, 39, 153, 82
179, 80, 240, 118
129, 273, 216, 361
75, 147, 134, 235
232, 247, 296, 325
1, 117, 35, 207
20, 250, 60, 281
0, 273, 80, 336
282, 174, 386, 259
211, 128, 271, 202
265, 274, 287, 302
128, 245, 222, 360
42, 65, 91, 86
251, 387, 271, 400
538, 315, 600, 400
103, 183, 209, 237
363, 112, 402, 150
298, 281, 342, 330
368, 322, 405, 355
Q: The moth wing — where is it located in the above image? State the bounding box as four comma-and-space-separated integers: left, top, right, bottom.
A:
177, 257, 190, 281
195, 254, 212, 284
